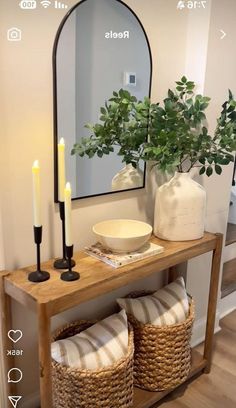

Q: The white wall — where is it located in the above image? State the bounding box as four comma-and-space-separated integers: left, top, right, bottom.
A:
0, 213, 4, 271
185, 0, 212, 93
0, 0, 235, 405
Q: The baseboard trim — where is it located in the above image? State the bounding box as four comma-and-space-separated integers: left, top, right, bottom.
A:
220, 291, 236, 319
191, 310, 221, 348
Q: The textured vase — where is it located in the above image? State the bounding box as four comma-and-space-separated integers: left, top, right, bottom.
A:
111, 164, 144, 191
154, 172, 206, 241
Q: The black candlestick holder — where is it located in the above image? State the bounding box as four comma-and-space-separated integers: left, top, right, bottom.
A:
61, 245, 80, 282
28, 226, 50, 283
54, 201, 75, 269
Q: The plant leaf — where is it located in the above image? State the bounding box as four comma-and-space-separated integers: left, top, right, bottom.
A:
206, 166, 213, 177
215, 164, 222, 175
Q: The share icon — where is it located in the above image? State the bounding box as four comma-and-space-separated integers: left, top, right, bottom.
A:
8, 396, 22, 408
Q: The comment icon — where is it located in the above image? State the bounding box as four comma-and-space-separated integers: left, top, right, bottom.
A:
7, 368, 23, 383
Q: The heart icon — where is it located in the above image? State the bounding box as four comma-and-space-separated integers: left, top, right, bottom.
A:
8, 330, 23, 344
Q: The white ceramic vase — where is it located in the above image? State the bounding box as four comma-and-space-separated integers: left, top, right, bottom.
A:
154, 172, 206, 241
111, 164, 144, 191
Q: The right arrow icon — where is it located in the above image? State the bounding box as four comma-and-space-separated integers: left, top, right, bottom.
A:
220, 29, 226, 40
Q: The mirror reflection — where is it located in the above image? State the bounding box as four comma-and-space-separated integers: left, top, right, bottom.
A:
54, 0, 152, 200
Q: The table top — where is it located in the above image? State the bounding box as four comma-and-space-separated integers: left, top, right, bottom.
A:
3, 232, 218, 316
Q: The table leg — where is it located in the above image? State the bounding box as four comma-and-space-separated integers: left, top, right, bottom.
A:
168, 266, 179, 283
168, 264, 187, 284
0, 272, 17, 407
203, 233, 223, 373
38, 304, 53, 408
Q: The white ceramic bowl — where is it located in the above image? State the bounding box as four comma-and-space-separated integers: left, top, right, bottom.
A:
92, 219, 152, 253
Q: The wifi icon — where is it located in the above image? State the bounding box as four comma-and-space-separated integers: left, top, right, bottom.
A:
41, 0, 51, 8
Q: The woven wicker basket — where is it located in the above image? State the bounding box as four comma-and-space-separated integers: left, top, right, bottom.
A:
126, 292, 195, 392
51, 320, 134, 408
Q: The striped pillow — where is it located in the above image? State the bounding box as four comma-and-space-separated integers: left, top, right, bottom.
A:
117, 277, 189, 326
51, 309, 129, 370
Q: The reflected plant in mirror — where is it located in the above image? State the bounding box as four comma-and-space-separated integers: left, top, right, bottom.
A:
71, 89, 150, 191
71, 89, 150, 167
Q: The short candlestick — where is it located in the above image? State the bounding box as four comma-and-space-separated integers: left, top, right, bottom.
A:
54, 202, 75, 269
61, 245, 80, 282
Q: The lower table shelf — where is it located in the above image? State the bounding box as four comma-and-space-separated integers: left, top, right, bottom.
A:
133, 349, 206, 408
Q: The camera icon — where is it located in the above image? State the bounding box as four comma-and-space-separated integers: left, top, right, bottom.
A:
7, 28, 22, 42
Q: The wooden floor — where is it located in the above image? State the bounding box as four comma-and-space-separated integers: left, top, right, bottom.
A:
152, 310, 236, 408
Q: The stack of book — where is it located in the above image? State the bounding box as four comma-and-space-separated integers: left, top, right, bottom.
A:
84, 242, 164, 268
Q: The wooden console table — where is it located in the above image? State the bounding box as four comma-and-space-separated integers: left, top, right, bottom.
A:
0, 232, 223, 408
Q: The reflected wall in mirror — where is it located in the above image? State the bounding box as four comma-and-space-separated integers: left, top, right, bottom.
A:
53, 0, 152, 201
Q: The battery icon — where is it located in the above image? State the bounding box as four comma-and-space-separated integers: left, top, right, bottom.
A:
19, 0, 37, 9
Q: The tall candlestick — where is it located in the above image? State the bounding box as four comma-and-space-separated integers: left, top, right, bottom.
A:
28, 226, 50, 283
58, 138, 66, 202
64, 182, 72, 246
32, 160, 41, 227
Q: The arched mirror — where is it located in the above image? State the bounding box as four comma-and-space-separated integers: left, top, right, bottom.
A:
53, 0, 152, 201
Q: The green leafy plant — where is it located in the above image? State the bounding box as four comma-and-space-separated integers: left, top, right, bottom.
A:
143, 77, 236, 175
71, 89, 150, 168
72, 78, 236, 176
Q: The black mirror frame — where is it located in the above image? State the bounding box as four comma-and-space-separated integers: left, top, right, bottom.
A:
53, 0, 153, 202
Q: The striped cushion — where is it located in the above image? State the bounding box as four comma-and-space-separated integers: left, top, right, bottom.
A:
51, 309, 129, 370
117, 277, 189, 326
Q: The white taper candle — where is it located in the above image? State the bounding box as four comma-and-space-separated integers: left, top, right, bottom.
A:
64, 182, 73, 246
32, 160, 42, 227
58, 138, 66, 202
